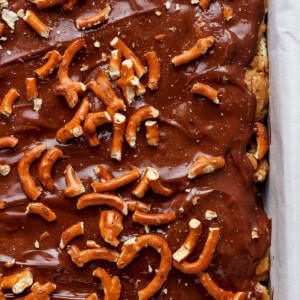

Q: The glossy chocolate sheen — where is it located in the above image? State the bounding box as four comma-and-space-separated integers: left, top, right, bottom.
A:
0, 0, 270, 299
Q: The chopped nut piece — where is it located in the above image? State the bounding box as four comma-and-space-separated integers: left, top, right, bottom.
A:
1, 9, 18, 30
205, 210, 217, 221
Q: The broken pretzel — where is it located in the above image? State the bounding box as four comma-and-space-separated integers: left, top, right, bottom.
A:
35, 50, 62, 79
64, 164, 86, 197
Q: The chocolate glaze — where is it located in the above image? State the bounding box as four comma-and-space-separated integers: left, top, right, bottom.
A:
0, 0, 270, 299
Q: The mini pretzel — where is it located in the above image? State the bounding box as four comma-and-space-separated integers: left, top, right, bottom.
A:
173, 219, 202, 263
0, 88, 20, 117
85, 293, 99, 300
35, 50, 62, 79
110, 37, 147, 78
17, 143, 46, 201
55, 38, 86, 108
125, 199, 151, 213
83, 132, 101, 147
173, 227, 220, 274
109, 50, 122, 80
28, 0, 62, 9
1, 269, 33, 295
111, 113, 126, 161
56, 96, 89, 143
100, 209, 123, 247
223, 7, 234, 21
132, 210, 176, 226
187, 155, 225, 179
25, 78, 38, 102
23, 10, 50, 38
197, 272, 247, 300
93, 267, 121, 300
67, 245, 119, 267
77, 193, 128, 215
117, 234, 172, 300
254, 122, 268, 160
125, 105, 160, 148
21, 281, 56, 299
199, 0, 211, 10
86, 73, 126, 116
132, 167, 172, 198
145, 120, 159, 146
0, 136, 18, 149
191, 82, 219, 104
116, 59, 139, 105
171, 36, 214, 66
144, 51, 160, 90
60, 222, 84, 249
94, 165, 113, 181
38, 147, 64, 191
64, 164, 85, 197
91, 167, 141, 193
76, 6, 111, 30
26, 202, 56, 222
63, 0, 79, 11
83, 111, 112, 134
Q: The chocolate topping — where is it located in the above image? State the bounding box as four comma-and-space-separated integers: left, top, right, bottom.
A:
0, 0, 270, 299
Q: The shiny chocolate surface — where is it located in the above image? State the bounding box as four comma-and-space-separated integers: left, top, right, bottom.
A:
0, 0, 270, 299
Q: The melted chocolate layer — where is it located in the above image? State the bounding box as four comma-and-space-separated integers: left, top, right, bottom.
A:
0, 0, 270, 299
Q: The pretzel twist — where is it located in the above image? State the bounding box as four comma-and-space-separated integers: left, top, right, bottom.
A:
17, 143, 46, 201
55, 38, 86, 108
0, 88, 20, 117
35, 50, 62, 79
117, 234, 172, 300
64, 164, 85, 197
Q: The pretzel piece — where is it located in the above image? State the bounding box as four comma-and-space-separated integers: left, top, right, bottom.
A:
145, 120, 159, 146
56, 97, 89, 143
55, 38, 86, 108
144, 51, 160, 90
83, 111, 112, 134
223, 7, 234, 21
111, 113, 126, 161
109, 50, 122, 80
173, 227, 220, 274
254, 122, 268, 160
110, 37, 147, 78
77, 193, 128, 215
1, 270, 33, 294
67, 245, 119, 267
0, 88, 20, 117
86, 73, 126, 116
94, 165, 113, 181
0, 22, 4, 37
132, 167, 172, 198
17, 143, 46, 201
91, 167, 141, 193
38, 147, 64, 191
199, 0, 211, 10
85, 293, 99, 300
35, 50, 62, 79
187, 155, 225, 179
25, 78, 38, 102
28, 0, 62, 9
23, 10, 50, 38
173, 219, 202, 263
100, 209, 123, 247
191, 82, 219, 104
76, 6, 111, 30
117, 234, 172, 300
171, 36, 214, 66
21, 281, 56, 300
60, 222, 84, 249
0, 136, 18, 149
125, 105, 159, 148
126, 199, 151, 213
93, 267, 121, 300
26, 202, 56, 222
197, 272, 248, 300
63, 0, 79, 11
132, 210, 176, 226
64, 164, 85, 197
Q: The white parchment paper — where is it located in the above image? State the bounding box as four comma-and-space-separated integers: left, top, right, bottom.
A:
267, 1, 300, 298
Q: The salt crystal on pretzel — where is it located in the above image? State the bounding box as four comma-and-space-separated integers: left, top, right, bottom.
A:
26, 202, 57, 222
0, 88, 20, 117
17, 143, 46, 201
92, 267, 121, 300
144, 51, 160, 90
171, 36, 214, 66
132, 210, 176, 226
64, 164, 85, 197
111, 113, 126, 161
1, 270, 33, 295
23, 10, 51, 38
125, 105, 159, 148
35, 50, 62, 79
173, 227, 220, 274
110, 37, 147, 78
191, 82, 219, 104
117, 234, 172, 300
55, 38, 86, 108
67, 245, 119, 267
76, 6, 111, 30
60, 222, 84, 249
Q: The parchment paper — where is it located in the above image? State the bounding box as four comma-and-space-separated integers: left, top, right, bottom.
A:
267, 1, 300, 298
